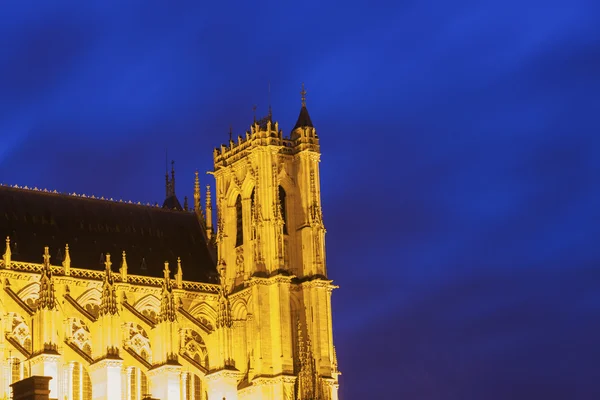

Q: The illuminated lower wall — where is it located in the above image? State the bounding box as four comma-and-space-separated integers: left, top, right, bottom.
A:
0, 260, 340, 400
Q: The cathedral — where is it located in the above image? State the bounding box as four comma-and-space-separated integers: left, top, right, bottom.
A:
0, 87, 340, 400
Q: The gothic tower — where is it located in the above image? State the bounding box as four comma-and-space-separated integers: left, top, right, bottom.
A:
210, 85, 339, 399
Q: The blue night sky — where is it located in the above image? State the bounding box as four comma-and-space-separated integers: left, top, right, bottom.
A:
1, 1, 600, 398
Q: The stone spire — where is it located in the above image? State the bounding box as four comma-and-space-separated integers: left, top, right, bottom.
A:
119, 251, 128, 282
170, 160, 176, 195
165, 160, 170, 198
301, 82, 307, 107
176, 257, 183, 288
99, 254, 118, 316
205, 184, 213, 239
38, 247, 56, 310
194, 170, 201, 214
158, 262, 176, 323
293, 83, 314, 131
63, 244, 71, 275
162, 160, 183, 211
216, 196, 225, 245
296, 319, 321, 400
3, 236, 11, 268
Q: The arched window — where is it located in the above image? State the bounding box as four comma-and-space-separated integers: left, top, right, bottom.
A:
250, 188, 256, 240
235, 195, 243, 247
279, 186, 287, 234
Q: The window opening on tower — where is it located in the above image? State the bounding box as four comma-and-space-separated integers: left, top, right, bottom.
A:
235, 195, 243, 247
279, 186, 287, 234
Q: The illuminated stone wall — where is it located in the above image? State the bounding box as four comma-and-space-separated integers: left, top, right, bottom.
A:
0, 94, 340, 400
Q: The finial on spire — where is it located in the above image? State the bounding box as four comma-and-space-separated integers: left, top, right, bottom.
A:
183, 196, 188, 211
3, 236, 11, 268
218, 262, 227, 292
253, 104, 257, 122
194, 170, 201, 215
100, 253, 118, 317
171, 160, 176, 195
43, 246, 51, 266
176, 257, 183, 288
63, 244, 71, 275
158, 261, 176, 323
164, 261, 170, 281
268, 81, 272, 118
229, 125, 233, 142
105, 253, 112, 273
120, 250, 128, 282
301, 82, 307, 107
205, 184, 213, 239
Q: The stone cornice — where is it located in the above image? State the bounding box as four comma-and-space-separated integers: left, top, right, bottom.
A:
0, 262, 219, 297
205, 367, 243, 382
321, 377, 340, 387
146, 364, 182, 376
29, 353, 60, 366
228, 285, 252, 301
251, 374, 297, 385
247, 274, 294, 287
89, 356, 123, 370
290, 277, 338, 291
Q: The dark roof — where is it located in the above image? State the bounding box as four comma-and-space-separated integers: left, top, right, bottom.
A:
0, 185, 218, 283
292, 106, 314, 130
162, 195, 183, 211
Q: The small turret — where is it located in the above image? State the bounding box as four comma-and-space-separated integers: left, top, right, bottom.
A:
291, 83, 320, 153
99, 254, 118, 316
158, 262, 176, 323
38, 247, 56, 310
293, 83, 314, 131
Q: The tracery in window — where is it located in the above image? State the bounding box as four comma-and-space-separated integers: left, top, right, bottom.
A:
7, 313, 32, 352
76, 289, 101, 318
123, 322, 152, 363
181, 329, 209, 368
66, 318, 92, 356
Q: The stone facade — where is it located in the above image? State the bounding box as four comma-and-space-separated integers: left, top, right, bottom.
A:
0, 87, 339, 400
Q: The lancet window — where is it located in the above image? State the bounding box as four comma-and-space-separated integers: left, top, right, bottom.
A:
126, 367, 149, 400
184, 373, 204, 400
71, 362, 92, 400
279, 185, 288, 234
8, 357, 28, 386
250, 188, 256, 240
235, 194, 243, 246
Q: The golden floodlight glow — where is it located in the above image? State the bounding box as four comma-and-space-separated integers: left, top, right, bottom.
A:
0, 88, 339, 399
